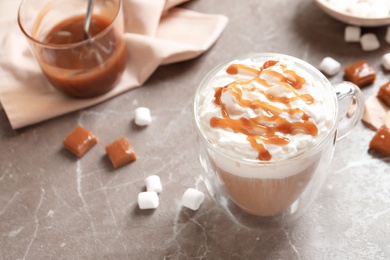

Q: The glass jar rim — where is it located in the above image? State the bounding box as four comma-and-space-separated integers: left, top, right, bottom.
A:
17, 0, 123, 50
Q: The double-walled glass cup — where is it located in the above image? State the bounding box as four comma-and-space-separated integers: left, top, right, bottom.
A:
193, 53, 364, 229
18, 0, 127, 98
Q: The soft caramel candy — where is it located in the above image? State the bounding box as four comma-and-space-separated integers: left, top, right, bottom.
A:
344, 60, 376, 88
105, 137, 137, 169
63, 125, 98, 157
377, 81, 390, 107
369, 125, 390, 157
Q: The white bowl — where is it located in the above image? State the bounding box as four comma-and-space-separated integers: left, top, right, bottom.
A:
315, 0, 390, 27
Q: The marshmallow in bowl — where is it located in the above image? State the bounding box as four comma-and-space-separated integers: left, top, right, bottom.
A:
344, 26, 361, 42
368, 3, 390, 17
350, 2, 371, 17
324, 0, 390, 18
319, 57, 341, 76
135, 107, 152, 126
138, 191, 159, 209
360, 33, 380, 51
327, 0, 350, 13
181, 188, 205, 211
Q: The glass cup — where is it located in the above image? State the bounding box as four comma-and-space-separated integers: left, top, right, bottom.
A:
18, 0, 127, 98
192, 53, 364, 229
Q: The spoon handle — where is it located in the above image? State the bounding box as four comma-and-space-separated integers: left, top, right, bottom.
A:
83, 0, 94, 39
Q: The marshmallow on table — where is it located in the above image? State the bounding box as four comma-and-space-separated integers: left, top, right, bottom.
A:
382, 53, 390, 70
135, 107, 152, 126
181, 188, 205, 211
360, 33, 380, 51
319, 57, 341, 76
138, 191, 159, 209
344, 26, 361, 42
145, 175, 162, 193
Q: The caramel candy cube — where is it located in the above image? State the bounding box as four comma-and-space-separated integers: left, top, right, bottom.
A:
63, 125, 98, 157
105, 137, 137, 169
369, 125, 390, 157
344, 60, 376, 88
377, 81, 390, 107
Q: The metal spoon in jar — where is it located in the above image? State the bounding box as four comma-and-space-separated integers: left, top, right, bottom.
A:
83, 0, 94, 40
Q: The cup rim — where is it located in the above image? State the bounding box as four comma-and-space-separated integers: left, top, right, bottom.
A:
17, 0, 123, 49
192, 52, 339, 165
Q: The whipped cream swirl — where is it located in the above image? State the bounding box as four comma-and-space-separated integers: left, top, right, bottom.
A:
196, 56, 334, 161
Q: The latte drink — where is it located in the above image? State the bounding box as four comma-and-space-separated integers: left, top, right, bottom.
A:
194, 55, 335, 217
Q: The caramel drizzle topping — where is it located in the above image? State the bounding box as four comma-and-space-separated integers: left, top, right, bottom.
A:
210, 60, 318, 161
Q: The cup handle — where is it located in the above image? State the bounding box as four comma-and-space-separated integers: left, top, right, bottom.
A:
334, 81, 365, 141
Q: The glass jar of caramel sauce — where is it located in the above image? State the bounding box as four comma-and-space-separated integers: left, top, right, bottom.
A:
18, 0, 127, 98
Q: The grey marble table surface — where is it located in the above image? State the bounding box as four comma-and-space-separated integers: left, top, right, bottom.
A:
1, 0, 390, 259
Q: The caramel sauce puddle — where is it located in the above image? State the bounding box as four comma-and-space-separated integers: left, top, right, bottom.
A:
210, 60, 318, 161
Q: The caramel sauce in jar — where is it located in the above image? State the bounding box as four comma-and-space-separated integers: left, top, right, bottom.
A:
38, 15, 127, 98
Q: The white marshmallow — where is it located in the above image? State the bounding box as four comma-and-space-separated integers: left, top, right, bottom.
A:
328, 0, 349, 12
367, 4, 389, 17
377, 0, 390, 9
135, 107, 152, 126
145, 175, 162, 193
382, 53, 390, 70
181, 188, 205, 211
386, 26, 390, 44
344, 0, 359, 13
138, 191, 159, 209
344, 26, 361, 42
350, 2, 371, 17
319, 57, 341, 76
360, 33, 380, 51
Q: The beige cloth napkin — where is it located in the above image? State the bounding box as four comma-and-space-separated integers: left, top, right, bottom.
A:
0, 0, 228, 129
